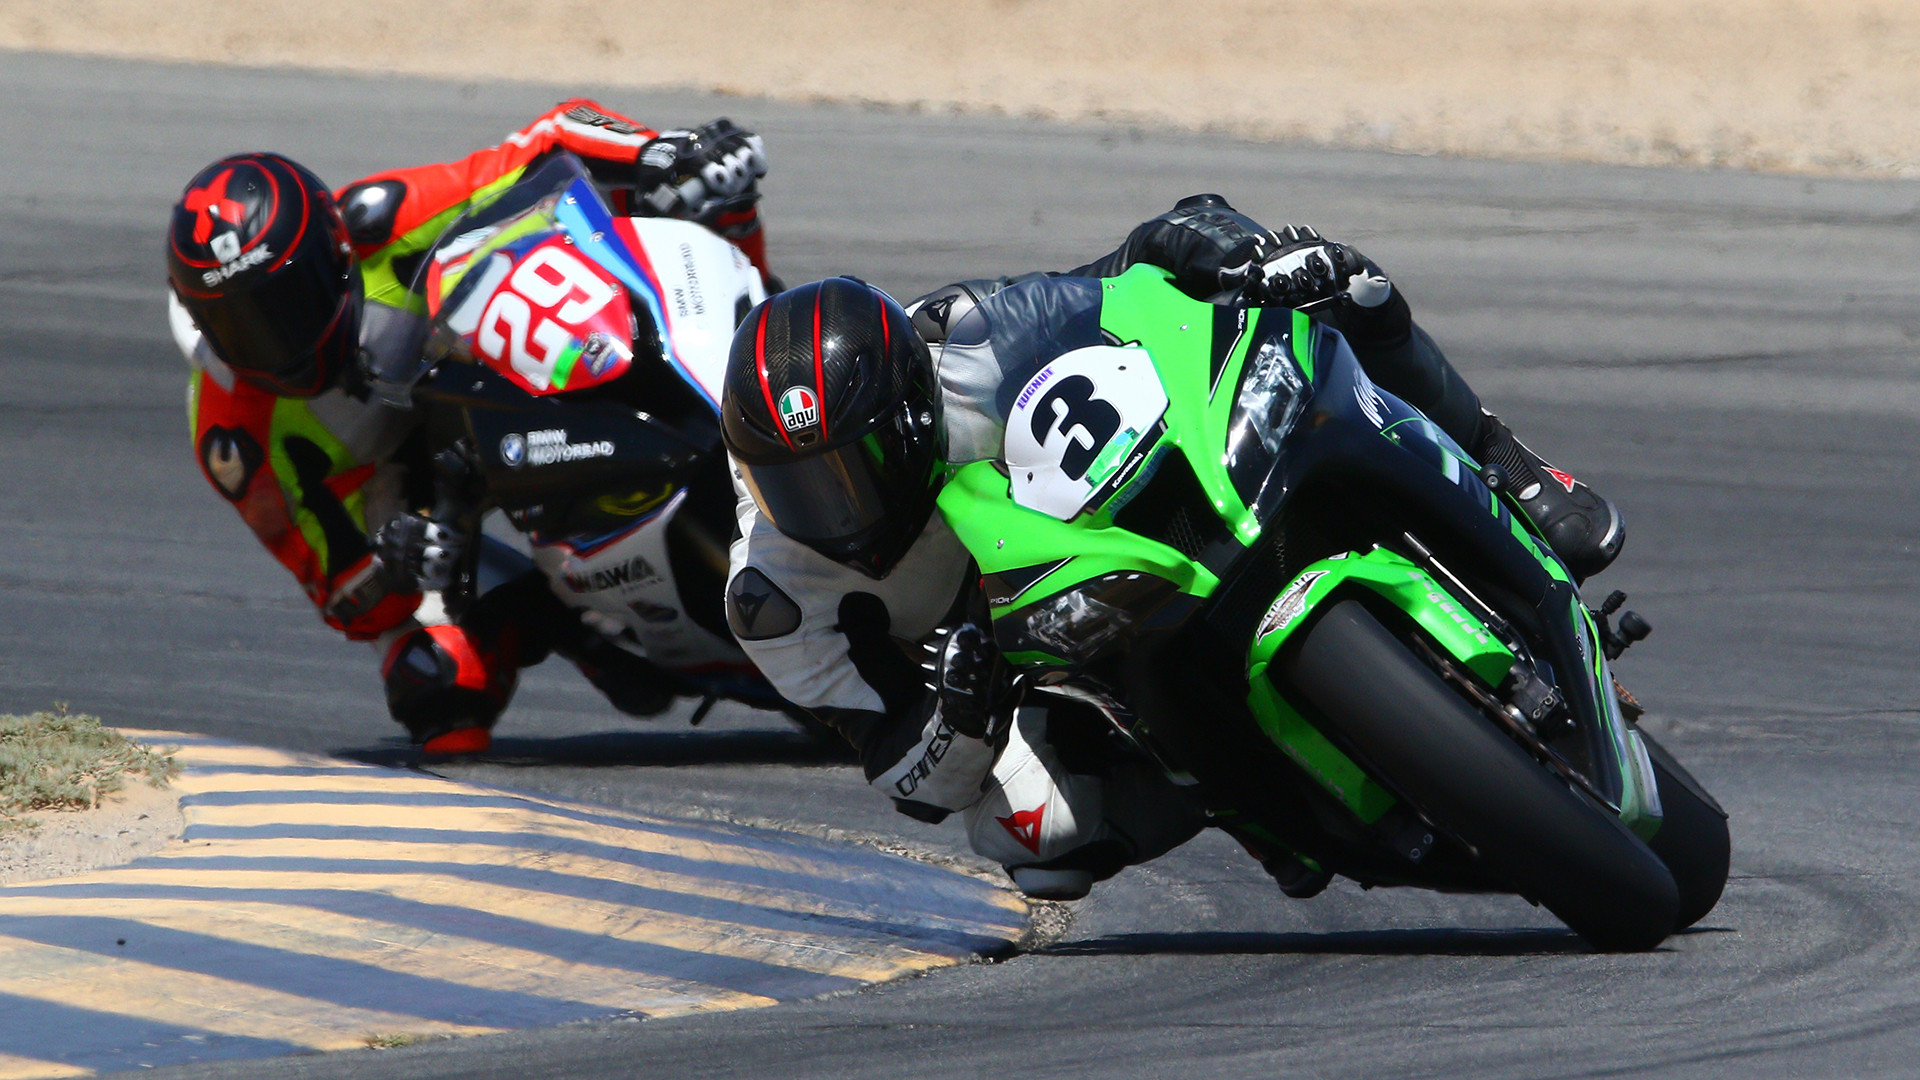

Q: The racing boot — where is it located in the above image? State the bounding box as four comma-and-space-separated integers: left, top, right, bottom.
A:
1471, 412, 1625, 582
1223, 829, 1333, 899
381, 625, 513, 757
563, 627, 679, 718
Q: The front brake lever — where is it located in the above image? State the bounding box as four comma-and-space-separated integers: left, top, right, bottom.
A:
1591, 590, 1652, 661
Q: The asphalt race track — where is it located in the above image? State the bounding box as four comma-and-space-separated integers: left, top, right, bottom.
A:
4, 49, 1920, 1079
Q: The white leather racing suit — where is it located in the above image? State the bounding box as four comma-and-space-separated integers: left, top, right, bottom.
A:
725, 275, 1206, 899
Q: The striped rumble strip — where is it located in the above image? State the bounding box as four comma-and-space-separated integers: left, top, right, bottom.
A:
0, 732, 1028, 1078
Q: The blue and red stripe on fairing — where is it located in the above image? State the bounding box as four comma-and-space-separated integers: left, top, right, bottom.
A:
550, 179, 720, 415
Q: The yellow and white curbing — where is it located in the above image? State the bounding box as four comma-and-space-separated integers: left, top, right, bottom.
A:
0, 732, 1027, 1077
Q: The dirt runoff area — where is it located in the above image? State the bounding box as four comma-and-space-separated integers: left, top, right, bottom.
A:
0, 713, 182, 885
5, 1, 1920, 176
0, 782, 183, 885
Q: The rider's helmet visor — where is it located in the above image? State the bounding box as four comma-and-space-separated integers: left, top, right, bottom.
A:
737, 413, 934, 576
185, 251, 361, 397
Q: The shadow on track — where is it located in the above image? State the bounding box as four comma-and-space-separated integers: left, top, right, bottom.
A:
1039, 924, 1732, 958
337, 728, 857, 770
1035, 927, 1592, 958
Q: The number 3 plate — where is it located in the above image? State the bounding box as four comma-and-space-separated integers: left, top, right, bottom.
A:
1004, 345, 1168, 520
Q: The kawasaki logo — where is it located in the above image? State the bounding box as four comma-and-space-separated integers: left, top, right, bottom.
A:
1257, 569, 1329, 641
777, 386, 819, 432
563, 556, 662, 593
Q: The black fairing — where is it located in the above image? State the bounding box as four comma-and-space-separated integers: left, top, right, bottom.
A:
1244, 332, 1610, 801
415, 360, 723, 537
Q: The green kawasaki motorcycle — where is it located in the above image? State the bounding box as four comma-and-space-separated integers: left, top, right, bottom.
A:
936, 266, 1729, 951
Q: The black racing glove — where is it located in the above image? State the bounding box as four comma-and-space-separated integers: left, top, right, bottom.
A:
1251, 227, 1414, 347
1248, 225, 1371, 308
1076, 193, 1279, 299
633, 119, 768, 225
372, 512, 468, 593
924, 621, 1007, 741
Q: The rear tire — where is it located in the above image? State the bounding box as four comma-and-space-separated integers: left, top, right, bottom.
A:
1279, 600, 1679, 951
1639, 728, 1731, 929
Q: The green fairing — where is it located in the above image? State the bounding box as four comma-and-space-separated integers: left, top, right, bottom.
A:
1247, 682, 1397, 823
1288, 307, 1314, 380
939, 460, 1218, 617
1003, 648, 1071, 667
1097, 268, 1264, 545
1240, 548, 1517, 821
1243, 549, 1517, 686
938, 264, 1270, 616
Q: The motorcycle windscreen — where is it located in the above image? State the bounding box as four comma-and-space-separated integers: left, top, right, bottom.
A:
370, 155, 599, 403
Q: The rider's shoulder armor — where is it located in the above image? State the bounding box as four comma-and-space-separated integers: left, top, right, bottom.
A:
337, 180, 409, 248
726, 566, 803, 642
905, 273, 1063, 346
905, 280, 994, 346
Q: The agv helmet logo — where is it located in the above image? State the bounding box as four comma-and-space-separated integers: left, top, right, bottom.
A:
777, 386, 819, 432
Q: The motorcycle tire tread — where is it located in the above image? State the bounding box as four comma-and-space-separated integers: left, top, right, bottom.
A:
1636, 726, 1732, 930
1278, 599, 1680, 951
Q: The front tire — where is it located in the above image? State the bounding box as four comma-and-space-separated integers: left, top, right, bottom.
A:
1638, 728, 1730, 929
1278, 600, 1680, 951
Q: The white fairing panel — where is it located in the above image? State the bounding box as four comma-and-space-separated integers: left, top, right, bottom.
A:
622, 218, 765, 410
1004, 345, 1169, 520
530, 491, 749, 673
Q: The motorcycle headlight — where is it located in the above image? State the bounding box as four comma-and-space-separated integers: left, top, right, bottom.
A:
1005, 571, 1184, 664
1224, 332, 1308, 506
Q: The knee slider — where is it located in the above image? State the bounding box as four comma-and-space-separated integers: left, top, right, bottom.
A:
381, 625, 514, 741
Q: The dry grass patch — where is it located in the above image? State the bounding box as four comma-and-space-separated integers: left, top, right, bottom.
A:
363, 1032, 453, 1050
0, 708, 176, 833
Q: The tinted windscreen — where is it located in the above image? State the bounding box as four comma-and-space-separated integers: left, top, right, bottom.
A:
370, 155, 596, 400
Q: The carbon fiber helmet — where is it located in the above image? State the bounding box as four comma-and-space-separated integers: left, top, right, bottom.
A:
166, 153, 360, 397
722, 278, 940, 578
